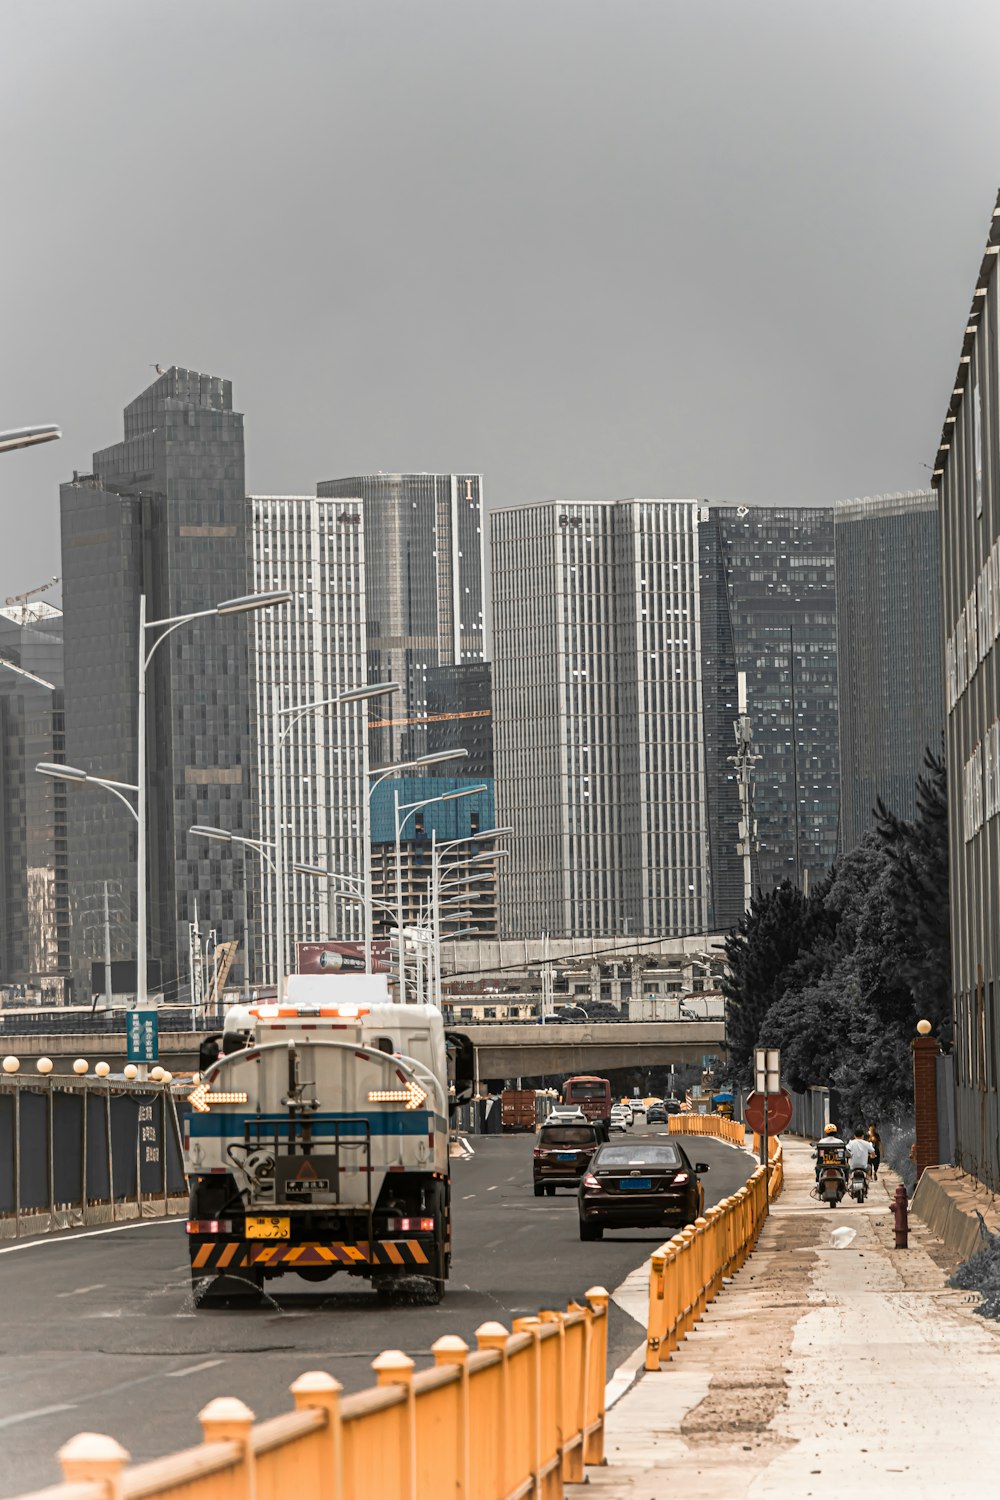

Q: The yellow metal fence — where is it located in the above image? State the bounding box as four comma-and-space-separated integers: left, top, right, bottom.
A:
668, 1112, 747, 1146
19, 1291, 608, 1500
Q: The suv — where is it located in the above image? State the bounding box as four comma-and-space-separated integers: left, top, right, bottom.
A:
533, 1121, 603, 1195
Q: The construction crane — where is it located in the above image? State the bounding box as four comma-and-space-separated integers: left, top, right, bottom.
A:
206, 939, 238, 1008
5, 577, 60, 614
369, 708, 490, 729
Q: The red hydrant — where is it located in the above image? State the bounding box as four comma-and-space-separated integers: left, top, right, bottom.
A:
892, 1185, 909, 1248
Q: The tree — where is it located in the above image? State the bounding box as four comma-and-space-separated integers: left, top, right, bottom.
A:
874, 746, 951, 1037
721, 882, 819, 1081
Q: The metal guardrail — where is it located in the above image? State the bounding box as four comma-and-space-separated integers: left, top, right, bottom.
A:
645, 1118, 782, 1369
0, 1010, 227, 1035
17, 1290, 609, 1500
668, 1113, 746, 1146
0, 1075, 187, 1237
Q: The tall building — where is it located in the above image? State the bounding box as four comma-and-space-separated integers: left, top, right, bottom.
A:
0, 601, 69, 995
708, 506, 839, 893
369, 776, 499, 943
424, 661, 494, 780
60, 368, 251, 1000
315, 473, 485, 766
247, 496, 368, 984
834, 492, 944, 851
492, 499, 732, 939
933, 188, 1000, 1189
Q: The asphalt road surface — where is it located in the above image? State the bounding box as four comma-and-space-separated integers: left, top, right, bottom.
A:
0, 1128, 755, 1495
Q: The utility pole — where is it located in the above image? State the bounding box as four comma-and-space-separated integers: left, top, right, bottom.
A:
729, 670, 759, 912
189, 899, 203, 1030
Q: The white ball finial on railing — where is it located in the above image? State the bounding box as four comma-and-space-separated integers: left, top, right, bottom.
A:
94, 1061, 111, 1078
73, 1058, 88, 1075
36, 1057, 53, 1075
2, 1056, 19, 1074
123, 1064, 139, 1081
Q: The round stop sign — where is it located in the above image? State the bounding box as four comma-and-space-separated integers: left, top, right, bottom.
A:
744, 1089, 793, 1135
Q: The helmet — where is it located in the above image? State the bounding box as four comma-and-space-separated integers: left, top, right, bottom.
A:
824, 1123, 838, 1136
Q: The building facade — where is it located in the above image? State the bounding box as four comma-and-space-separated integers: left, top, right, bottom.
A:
492, 499, 731, 939
369, 776, 498, 944
708, 506, 839, 893
247, 496, 369, 984
315, 473, 485, 766
0, 602, 69, 995
933, 190, 1000, 1189
60, 368, 251, 1000
424, 661, 494, 780
834, 491, 944, 851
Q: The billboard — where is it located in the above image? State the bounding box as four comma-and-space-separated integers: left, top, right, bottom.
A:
90, 959, 163, 997
296, 941, 391, 975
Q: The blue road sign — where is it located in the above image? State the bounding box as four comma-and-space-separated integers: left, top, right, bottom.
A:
127, 1009, 159, 1064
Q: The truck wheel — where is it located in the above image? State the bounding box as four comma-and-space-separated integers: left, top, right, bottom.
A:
533, 1184, 544, 1197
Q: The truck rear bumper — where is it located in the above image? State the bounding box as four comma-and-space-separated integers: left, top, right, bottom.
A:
189, 1236, 436, 1273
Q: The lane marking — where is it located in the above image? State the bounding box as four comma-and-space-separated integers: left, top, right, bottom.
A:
0, 1403, 76, 1430
56, 1283, 105, 1298
487, 1185, 498, 1192
462, 1194, 476, 1200
166, 1360, 224, 1379
0, 1218, 183, 1256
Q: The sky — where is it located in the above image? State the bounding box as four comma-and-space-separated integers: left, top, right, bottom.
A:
2, 0, 1000, 605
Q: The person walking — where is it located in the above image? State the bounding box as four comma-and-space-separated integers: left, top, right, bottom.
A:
867, 1123, 883, 1180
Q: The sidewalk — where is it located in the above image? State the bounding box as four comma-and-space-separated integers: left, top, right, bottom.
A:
578, 1137, 1000, 1498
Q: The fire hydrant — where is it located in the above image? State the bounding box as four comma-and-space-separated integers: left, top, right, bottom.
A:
892, 1185, 909, 1249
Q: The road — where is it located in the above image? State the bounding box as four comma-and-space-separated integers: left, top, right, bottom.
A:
0, 1128, 754, 1495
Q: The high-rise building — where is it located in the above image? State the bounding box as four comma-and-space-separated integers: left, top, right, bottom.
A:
708, 506, 839, 893
0, 601, 69, 995
60, 368, 251, 1000
933, 188, 1000, 1189
492, 499, 730, 939
369, 776, 499, 945
424, 662, 494, 780
315, 473, 485, 766
834, 492, 944, 851
247, 496, 368, 984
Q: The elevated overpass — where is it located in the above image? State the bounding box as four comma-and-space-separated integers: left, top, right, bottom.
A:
0, 1018, 726, 1078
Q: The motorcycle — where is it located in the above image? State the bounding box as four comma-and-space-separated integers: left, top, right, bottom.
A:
817, 1148, 847, 1208
849, 1166, 868, 1204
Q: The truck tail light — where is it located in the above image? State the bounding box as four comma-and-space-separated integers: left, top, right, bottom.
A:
186, 1219, 232, 1235
386, 1216, 434, 1232
582, 1173, 601, 1189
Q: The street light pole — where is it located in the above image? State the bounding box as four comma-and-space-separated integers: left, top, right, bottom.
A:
137, 588, 291, 1008
392, 782, 488, 1005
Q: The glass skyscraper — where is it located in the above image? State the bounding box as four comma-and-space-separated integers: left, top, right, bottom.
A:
60, 368, 251, 1001
315, 473, 485, 766
708, 506, 839, 893
834, 492, 943, 851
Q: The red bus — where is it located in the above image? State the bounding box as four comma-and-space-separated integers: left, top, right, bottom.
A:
563, 1075, 613, 1128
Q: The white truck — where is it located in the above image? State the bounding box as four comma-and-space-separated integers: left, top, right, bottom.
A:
184, 975, 474, 1306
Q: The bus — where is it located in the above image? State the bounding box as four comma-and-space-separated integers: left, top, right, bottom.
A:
563, 1075, 613, 1129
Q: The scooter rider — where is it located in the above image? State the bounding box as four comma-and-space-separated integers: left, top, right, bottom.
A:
815, 1122, 847, 1182
847, 1126, 875, 1179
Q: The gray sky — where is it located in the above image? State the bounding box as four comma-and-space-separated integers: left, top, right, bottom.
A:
2, 0, 999, 604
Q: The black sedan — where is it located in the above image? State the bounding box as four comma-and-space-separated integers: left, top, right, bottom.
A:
578, 1140, 707, 1240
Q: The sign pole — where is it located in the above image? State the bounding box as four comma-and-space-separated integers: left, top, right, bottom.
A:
762, 1092, 769, 1183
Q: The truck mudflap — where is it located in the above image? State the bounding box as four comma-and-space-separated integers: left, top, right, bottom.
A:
190, 1236, 436, 1272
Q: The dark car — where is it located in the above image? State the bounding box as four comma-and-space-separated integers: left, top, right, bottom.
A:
578, 1140, 707, 1239
533, 1121, 603, 1195
646, 1103, 668, 1124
